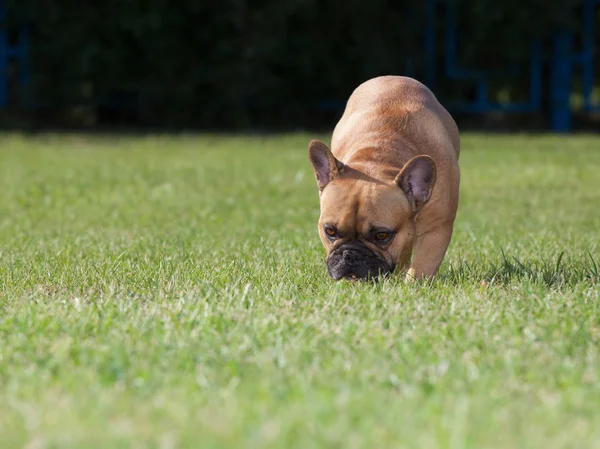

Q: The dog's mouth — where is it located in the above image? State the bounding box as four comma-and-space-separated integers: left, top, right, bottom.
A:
326, 242, 394, 281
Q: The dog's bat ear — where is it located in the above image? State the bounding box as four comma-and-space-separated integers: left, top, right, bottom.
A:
308, 140, 344, 190
395, 155, 437, 213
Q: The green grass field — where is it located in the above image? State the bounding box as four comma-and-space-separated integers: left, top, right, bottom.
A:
0, 133, 599, 448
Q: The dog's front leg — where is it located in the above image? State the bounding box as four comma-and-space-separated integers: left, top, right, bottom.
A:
405, 223, 454, 282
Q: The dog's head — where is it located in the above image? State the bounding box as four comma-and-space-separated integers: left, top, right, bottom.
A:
308, 140, 436, 281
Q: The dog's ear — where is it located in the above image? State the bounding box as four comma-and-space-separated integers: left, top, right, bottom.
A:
395, 155, 437, 213
308, 140, 344, 190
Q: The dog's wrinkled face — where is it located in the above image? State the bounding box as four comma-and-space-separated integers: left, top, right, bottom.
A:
309, 140, 436, 281
318, 178, 415, 281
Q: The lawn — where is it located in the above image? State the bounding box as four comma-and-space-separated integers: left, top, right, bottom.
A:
0, 132, 599, 448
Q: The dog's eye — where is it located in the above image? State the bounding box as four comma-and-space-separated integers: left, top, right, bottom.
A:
324, 226, 338, 239
373, 231, 395, 243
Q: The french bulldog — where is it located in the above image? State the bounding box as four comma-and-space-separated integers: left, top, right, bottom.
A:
308, 76, 460, 282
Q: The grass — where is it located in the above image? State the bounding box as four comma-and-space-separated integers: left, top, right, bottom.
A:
0, 132, 599, 448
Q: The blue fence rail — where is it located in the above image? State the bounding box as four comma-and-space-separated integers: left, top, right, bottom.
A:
424, 0, 600, 132
0, 0, 28, 109
424, 0, 543, 114
0, 0, 598, 131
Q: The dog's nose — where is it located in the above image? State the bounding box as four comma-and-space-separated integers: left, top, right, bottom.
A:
342, 249, 360, 265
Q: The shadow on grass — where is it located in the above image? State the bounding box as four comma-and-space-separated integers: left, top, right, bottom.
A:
440, 250, 599, 287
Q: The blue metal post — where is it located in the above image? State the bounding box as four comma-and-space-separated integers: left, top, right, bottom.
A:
529, 41, 542, 110
550, 31, 573, 132
444, 4, 459, 78
581, 0, 597, 111
476, 80, 488, 109
444, 3, 479, 80
0, 0, 7, 108
424, 0, 436, 88
18, 23, 29, 106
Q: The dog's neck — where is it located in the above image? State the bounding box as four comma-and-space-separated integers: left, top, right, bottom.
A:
336, 142, 415, 183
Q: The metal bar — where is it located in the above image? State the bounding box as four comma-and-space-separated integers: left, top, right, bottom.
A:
550, 31, 573, 132
424, 0, 436, 88
582, 0, 596, 110
476, 80, 488, 108
0, 0, 7, 108
449, 102, 544, 113
18, 24, 29, 107
529, 40, 542, 110
444, 3, 481, 79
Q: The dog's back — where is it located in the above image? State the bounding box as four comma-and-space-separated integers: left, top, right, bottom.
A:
331, 76, 460, 166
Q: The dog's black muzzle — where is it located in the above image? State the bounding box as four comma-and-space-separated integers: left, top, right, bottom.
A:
326, 241, 393, 281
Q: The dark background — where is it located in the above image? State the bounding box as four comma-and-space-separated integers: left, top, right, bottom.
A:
2, 0, 598, 132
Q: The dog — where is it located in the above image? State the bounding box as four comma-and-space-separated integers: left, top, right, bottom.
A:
308, 76, 460, 282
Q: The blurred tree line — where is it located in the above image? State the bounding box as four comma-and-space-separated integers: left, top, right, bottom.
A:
3, 0, 590, 129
